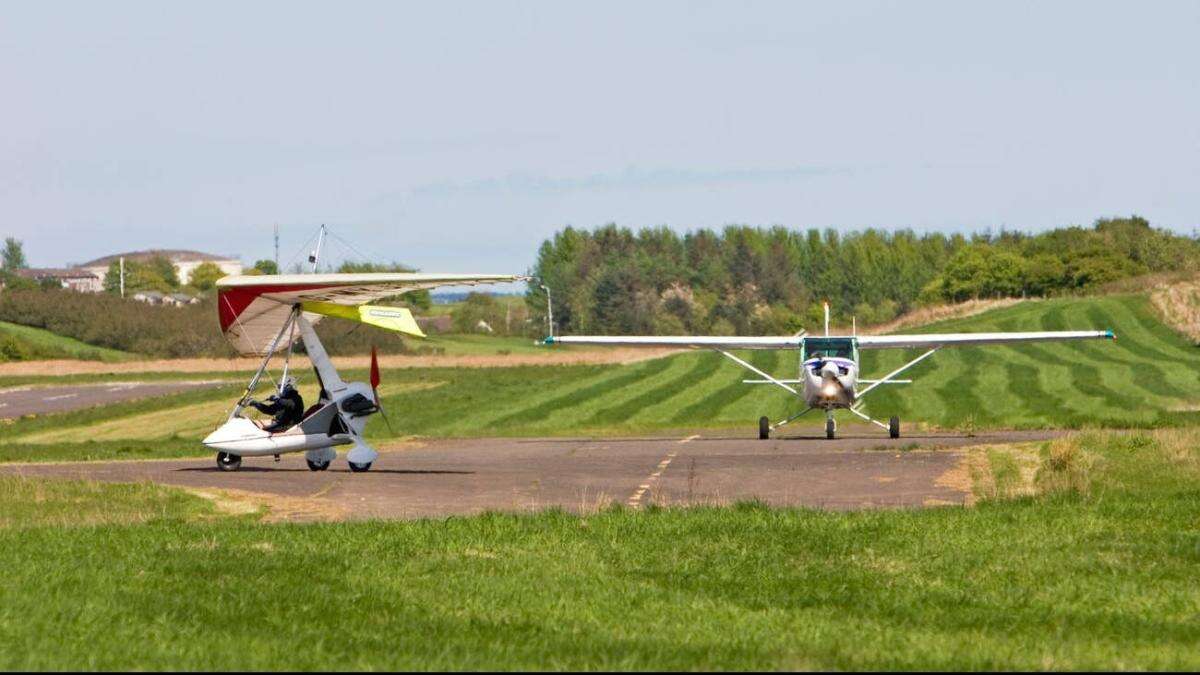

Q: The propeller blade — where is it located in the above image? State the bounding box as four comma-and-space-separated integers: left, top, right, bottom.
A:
369, 345, 381, 393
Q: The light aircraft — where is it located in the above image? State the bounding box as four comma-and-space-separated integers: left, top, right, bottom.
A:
203, 271, 526, 471
545, 303, 1115, 439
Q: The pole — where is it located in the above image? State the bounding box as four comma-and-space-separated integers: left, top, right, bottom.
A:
273, 223, 280, 270
540, 283, 553, 338
119, 257, 125, 298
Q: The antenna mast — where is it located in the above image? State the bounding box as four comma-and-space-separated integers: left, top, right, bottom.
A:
273, 223, 280, 270
308, 224, 327, 273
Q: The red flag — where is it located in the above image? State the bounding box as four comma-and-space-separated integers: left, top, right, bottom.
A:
370, 345, 381, 393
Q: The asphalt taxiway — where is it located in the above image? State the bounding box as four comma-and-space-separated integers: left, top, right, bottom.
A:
2, 430, 1061, 521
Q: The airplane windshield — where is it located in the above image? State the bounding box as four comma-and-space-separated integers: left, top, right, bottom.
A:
804, 337, 855, 360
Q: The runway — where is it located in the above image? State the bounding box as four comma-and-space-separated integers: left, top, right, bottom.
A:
1, 430, 1062, 520
0, 381, 224, 419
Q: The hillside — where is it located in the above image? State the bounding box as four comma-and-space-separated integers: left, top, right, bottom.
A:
0, 321, 132, 363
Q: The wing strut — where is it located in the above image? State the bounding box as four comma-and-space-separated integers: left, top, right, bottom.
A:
230, 306, 298, 420
716, 350, 803, 398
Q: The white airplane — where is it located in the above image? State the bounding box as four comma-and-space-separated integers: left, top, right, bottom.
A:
545, 303, 1116, 440
203, 271, 526, 471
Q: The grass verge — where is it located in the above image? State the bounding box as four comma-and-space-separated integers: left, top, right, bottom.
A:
0, 429, 1197, 669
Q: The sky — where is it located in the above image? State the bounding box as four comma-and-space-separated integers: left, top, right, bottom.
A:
2, 0, 1198, 279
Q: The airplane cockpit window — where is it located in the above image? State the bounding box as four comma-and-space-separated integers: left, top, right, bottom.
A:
803, 338, 855, 360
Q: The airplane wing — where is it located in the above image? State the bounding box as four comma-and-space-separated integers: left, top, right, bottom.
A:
217, 273, 527, 355
547, 330, 1115, 351
544, 335, 801, 349
856, 330, 1114, 350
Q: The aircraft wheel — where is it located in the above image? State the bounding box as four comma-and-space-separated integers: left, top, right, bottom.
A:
889, 416, 901, 439
758, 416, 770, 440
348, 461, 372, 473
306, 459, 331, 472
825, 418, 836, 440
216, 452, 242, 472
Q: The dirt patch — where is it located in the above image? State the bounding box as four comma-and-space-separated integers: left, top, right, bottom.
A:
934, 454, 977, 506
1150, 276, 1200, 345
183, 486, 349, 523
868, 298, 1029, 335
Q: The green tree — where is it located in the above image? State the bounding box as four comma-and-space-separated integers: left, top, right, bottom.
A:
253, 259, 279, 275
337, 261, 431, 309
103, 259, 175, 294
188, 262, 226, 291
2, 238, 27, 271
451, 293, 504, 333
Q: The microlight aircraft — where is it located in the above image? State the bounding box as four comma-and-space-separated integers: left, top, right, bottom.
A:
203, 271, 526, 471
545, 304, 1115, 439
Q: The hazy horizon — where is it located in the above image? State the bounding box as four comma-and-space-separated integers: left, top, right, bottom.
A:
4, 1, 1198, 275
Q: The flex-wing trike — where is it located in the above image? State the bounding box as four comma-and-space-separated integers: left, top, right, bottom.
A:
203, 272, 526, 472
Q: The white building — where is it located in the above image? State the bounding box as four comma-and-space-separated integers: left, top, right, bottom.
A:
13, 268, 103, 293
78, 250, 243, 286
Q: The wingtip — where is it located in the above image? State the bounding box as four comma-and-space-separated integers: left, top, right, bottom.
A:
543, 336, 555, 346
1107, 330, 1116, 341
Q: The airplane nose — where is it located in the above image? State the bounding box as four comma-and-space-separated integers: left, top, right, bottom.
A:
821, 362, 840, 379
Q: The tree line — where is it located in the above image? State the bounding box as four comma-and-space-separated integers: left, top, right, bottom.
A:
525, 216, 1200, 335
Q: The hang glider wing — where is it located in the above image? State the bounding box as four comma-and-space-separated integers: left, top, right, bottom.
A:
856, 330, 1114, 350
544, 335, 802, 350
217, 273, 527, 355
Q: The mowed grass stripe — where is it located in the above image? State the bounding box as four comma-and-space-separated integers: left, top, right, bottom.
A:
993, 314, 1135, 421
669, 350, 782, 425
1042, 304, 1172, 403
1064, 304, 1194, 401
1109, 295, 1200, 364
578, 354, 706, 427
932, 348, 997, 426
488, 357, 675, 430
1092, 301, 1200, 393
624, 352, 728, 425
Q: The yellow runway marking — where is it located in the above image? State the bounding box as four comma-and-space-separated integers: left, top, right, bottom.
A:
626, 435, 698, 508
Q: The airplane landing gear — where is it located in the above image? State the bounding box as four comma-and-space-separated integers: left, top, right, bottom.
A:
216, 452, 242, 472
825, 415, 836, 440
306, 459, 331, 471
348, 461, 373, 473
758, 416, 770, 440
889, 416, 900, 439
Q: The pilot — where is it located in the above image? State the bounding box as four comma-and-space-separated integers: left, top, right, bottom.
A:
248, 378, 305, 432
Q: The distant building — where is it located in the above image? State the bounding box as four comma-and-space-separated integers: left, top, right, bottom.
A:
14, 268, 102, 293
131, 290, 165, 305
77, 249, 242, 286
167, 293, 200, 306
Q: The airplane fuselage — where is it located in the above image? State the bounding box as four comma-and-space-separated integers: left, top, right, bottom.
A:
802, 356, 858, 409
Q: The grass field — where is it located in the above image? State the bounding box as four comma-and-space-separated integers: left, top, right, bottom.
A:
1, 428, 1197, 669
364, 294, 1200, 437
0, 321, 132, 362
1, 294, 1197, 466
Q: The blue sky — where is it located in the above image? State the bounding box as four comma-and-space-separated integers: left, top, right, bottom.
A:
2, 1, 1197, 276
